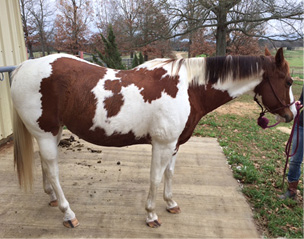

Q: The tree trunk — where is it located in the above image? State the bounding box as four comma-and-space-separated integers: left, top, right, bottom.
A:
215, 2, 228, 56
27, 42, 34, 59
40, 35, 46, 56
216, 24, 227, 56
188, 38, 192, 58
144, 53, 148, 61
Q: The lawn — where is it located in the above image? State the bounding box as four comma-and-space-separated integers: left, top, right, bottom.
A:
193, 81, 303, 238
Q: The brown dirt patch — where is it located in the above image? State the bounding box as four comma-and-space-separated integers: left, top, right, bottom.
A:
215, 101, 260, 117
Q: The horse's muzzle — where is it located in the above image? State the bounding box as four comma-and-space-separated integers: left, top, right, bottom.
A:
284, 114, 293, 123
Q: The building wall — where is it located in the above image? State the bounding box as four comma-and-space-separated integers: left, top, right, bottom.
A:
0, 0, 27, 142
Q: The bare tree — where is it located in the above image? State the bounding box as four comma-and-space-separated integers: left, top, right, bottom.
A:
20, 0, 35, 58
136, 0, 172, 60
162, 0, 303, 55
30, 0, 54, 56
94, 0, 117, 32
94, 0, 172, 59
115, 0, 141, 58
54, 0, 93, 54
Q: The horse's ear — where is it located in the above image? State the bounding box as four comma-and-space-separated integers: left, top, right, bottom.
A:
265, 47, 272, 56
275, 47, 285, 67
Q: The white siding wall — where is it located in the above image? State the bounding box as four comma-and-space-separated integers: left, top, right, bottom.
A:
0, 0, 27, 141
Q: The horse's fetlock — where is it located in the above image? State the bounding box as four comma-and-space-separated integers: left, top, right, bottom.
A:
59, 202, 69, 213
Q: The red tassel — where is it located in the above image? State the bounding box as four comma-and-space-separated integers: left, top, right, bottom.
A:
257, 115, 269, 129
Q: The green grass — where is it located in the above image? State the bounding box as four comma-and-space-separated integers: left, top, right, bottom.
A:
193, 83, 303, 238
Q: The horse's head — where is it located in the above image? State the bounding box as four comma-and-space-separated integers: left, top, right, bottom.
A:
254, 47, 296, 123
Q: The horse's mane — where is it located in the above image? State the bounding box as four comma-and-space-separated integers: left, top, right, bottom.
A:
204, 55, 264, 84
136, 55, 264, 85
136, 58, 185, 76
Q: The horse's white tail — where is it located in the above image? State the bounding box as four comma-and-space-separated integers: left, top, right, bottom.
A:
13, 108, 34, 191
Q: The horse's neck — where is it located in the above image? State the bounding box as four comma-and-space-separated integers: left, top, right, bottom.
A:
185, 56, 264, 116
187, 84, 231, 117
188, 73, 263, 117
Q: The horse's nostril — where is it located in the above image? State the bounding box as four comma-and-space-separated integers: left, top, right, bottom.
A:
284, 114, 293, 123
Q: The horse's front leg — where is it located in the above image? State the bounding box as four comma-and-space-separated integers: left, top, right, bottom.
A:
163, 153, 181, 214
146, 141, 176, 228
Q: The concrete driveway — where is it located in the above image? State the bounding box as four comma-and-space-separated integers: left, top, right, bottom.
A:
0, 131, 260, 238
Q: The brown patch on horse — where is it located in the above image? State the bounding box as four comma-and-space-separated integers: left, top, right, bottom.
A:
177, 84, 232, 146
116, 67, 179, 103
103, 93, 124, 118
104, 79, 122, 94
103, 80, 124, 118
37, 58, 107, 136
37, 75, 62, 136
82, 127, 151, 147
38, 57, 151, 146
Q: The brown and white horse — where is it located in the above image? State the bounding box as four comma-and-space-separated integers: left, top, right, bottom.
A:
11, 48, 296, 228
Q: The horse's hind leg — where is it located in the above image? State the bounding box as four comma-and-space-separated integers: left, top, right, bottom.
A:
163, 154, 181, 214
41, 155, 58, 207
40, 127, 63, 207
37, 134, 79, 228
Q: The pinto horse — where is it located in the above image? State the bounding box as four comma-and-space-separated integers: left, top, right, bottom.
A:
11, 48, 296, 228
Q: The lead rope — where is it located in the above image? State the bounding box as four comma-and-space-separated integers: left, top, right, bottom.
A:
282, 102, 302, 189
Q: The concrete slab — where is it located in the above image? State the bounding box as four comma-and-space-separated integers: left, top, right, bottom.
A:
0, 132, 260, 238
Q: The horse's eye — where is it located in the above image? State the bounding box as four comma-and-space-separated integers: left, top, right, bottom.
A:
286, 78, 293, 87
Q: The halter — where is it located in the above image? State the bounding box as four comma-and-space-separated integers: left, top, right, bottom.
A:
254, 76, 295, 129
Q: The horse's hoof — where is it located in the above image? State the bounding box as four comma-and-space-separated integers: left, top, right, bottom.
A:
48, 200, 58, 207
146, 219, 162, 228
166, 206, 181, 214
63, 218, 79, 228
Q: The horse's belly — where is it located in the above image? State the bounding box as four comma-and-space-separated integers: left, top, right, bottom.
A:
67, 124, 151, 147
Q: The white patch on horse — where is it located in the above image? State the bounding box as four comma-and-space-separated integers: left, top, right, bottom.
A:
289, 86, 297, 119
90, 64, 191, 143
90, 69, 120, 133
212, 71, 264, 98
185, 58, 207, 85
11, 56, 57, 134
